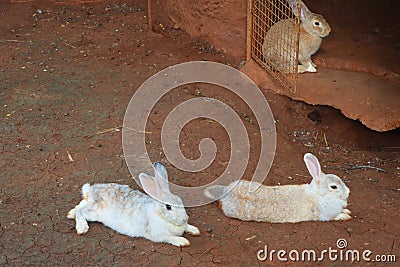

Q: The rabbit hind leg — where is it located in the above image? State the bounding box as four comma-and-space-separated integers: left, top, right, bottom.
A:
66, 207, 77, 219
70, 199, 90, 234
298, 54, 317, 73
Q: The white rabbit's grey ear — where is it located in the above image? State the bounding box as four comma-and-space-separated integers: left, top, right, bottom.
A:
153, 162, 168, 181
153, 162, 171, 192
139, 173, 163, 199
304, 153, 322, 183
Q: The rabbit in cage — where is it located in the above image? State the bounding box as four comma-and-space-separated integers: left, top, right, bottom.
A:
262, 0, 331, 73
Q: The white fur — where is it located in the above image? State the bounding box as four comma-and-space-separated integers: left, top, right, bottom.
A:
204, 153, 351, 223
67, 162, 200, 246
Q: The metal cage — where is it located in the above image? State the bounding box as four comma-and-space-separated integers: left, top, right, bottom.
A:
247, 0, 301, 93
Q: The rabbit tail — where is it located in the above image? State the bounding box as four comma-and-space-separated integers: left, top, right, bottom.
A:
81, 183, 91, 200
204, 185, 227, 200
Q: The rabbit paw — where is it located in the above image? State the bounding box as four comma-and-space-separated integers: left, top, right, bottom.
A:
67, 208, 76, 219
167, 236, 191, 247
342, 208, 351, 215
298, 65, 307, 73
76, 221, 89, 234
333, 211, 352, 221
298, 62, 317, 73
185, 224, 200, 236
305, 63, 317, 73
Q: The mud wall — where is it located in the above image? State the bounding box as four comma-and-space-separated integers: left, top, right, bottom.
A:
152, 0, 247, 59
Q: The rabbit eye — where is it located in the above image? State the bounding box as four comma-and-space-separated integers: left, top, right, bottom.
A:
330, 185, 338, 190
166, 204, 172, 210
314, 21, 320, 26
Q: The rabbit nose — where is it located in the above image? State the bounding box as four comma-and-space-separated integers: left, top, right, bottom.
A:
326, 27, 332, 34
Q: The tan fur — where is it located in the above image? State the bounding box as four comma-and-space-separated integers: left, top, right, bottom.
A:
205, 153, 351, 223
220, 181, 320, 223
262, 3, 331, 74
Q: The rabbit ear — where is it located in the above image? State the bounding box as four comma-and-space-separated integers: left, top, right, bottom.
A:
300, 2, 312, 21
153, 162, 171, 192
287, 0, 309, 21
139, 173, 164, 199
287, 0, 299, 16
153, 162, 168, 181
304, 153, 322, 183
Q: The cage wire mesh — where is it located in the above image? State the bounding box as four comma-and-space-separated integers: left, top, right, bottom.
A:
249, 0, 300, 93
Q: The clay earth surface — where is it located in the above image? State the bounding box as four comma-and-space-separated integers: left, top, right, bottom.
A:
0, 1, 399, 266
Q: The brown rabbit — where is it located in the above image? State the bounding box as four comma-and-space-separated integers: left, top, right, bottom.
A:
262, 0, 331, 73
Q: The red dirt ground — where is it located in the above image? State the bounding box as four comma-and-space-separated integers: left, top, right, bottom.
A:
0, 1, 399, 266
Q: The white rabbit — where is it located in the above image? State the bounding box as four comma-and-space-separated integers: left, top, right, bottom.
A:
67, 162, 200, 247
262, 0, 331, 73
204, 153, 351, 223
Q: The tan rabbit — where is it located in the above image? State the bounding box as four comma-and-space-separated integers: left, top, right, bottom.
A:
204, 153, 351, 223
262, 0, 331, 73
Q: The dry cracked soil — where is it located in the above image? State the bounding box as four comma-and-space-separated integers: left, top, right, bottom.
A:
0, 1, 399, 266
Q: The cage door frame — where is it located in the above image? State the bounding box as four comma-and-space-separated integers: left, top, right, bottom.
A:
247, 0, 301, 94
